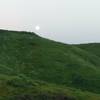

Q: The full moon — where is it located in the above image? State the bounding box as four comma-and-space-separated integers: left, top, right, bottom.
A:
35, 26, 40, 31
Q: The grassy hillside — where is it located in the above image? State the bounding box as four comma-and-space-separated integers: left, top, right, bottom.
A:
0, 29, 100, 100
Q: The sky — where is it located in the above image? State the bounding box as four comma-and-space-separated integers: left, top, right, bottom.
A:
0, 0, 100, 44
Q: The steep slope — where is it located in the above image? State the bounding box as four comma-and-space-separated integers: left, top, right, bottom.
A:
0, 30, 100, 100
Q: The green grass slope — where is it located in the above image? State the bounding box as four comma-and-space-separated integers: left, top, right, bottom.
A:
0, 29, 100, 100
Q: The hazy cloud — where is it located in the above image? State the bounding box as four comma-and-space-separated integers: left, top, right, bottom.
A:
0, 0, 100, 44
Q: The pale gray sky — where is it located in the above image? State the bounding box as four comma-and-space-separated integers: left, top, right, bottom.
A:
0, 0, 100, 44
